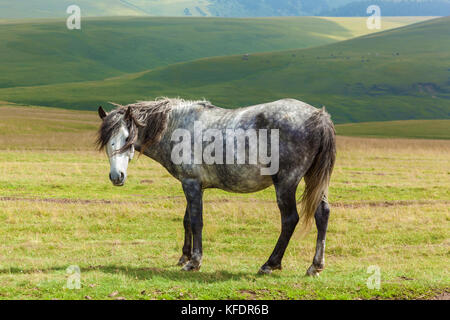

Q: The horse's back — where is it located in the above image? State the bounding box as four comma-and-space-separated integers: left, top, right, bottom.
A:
196, 99, 319, 192
247, 98, 317, 124
159, 98, 322, 193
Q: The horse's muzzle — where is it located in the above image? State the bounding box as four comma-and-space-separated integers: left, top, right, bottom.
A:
109, 171, 125, 186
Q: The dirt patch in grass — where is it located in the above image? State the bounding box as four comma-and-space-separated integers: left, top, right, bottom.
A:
238, 289, 286, 300
1, 196, 447, 209
331, 200, 449, 209
140, 179, 154, 184
0, 196, 118, 205
432, 292, 450, 300
0, 196, 181, 205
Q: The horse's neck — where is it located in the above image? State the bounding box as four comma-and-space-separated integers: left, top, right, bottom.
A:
135, 133, 161, 162
135, 106, 180, 163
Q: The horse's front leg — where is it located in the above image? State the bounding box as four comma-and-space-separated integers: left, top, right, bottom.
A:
306, 198, 330, 276
177, 208, 192, 266
181, 179, 203, 271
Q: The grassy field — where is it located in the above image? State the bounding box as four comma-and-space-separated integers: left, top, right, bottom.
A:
0, 104, 448, 300
0, 16, 418, 88
1, 17, 447, 124
336, 119, 450, 140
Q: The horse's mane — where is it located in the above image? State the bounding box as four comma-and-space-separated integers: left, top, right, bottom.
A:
97, 98, 198, 154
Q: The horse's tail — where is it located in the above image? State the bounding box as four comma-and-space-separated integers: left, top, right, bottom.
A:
300, 107, 336, 231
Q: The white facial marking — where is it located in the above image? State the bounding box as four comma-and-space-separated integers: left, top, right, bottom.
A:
106, 123, 133, 186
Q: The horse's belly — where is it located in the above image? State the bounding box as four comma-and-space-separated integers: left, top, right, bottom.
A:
200, 165, 274, 193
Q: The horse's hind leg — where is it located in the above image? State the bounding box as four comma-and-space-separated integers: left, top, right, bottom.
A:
259, 182, 299, 274
177, 208, 192, 266
306, 198, 330, 276
180, 179, 203, 271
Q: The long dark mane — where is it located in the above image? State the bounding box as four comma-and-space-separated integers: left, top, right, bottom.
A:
96, 98, 174, 154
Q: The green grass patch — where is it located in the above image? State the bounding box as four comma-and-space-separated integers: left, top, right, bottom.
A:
336, 120, 450, 140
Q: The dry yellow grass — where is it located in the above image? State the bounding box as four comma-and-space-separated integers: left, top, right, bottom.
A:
321, 17, 435, 39
0, 103, 98, 150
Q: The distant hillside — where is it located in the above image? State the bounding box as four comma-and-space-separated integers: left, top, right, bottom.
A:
0, 17, 448, 124
207, 0, 327, 16
0, 0, 447, 18
321, 0, 450, 17
0, 16, 366, 88
209, 0, 450, 17
0, 16, 418, 89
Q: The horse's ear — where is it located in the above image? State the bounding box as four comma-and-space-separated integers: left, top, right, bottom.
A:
98, 106, 107, 120
124, 106, 144, 127
125, 106, 132, 120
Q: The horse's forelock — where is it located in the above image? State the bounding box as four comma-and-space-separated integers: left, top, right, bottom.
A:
96, 98, 176, 154
96, 108, 125, 152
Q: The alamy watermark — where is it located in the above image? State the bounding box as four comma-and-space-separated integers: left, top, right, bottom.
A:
170, 121, 279, 175
366, 265, 381, 289
66, 5, 81, 30
367, 5, 381, 30
65, 265, 81, 289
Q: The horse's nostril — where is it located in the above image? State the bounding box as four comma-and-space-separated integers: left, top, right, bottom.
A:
120, 172, 124, 180
109, 173, 113, 181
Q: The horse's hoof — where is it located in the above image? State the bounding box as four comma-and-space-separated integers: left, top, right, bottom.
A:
258, 264, 281, 275
258, 267, 272, 275
306, 264, 322, 277
181, 261, 201, 272
177, 255, 190, 266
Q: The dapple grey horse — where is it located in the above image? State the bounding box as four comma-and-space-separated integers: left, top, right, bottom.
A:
97, 98, 336, 276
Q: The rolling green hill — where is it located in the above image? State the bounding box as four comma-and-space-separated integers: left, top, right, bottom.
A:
0, 16, 417, 88
0, 16, 424, 89
1, 17, 448, 123
321, 0, 450, 17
